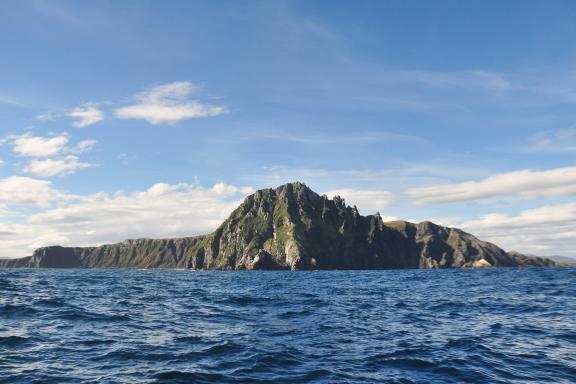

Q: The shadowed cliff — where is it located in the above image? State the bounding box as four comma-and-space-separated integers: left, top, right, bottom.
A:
0, 182, 557, 270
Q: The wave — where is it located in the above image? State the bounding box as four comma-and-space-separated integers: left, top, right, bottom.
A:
0, 267, 574, 383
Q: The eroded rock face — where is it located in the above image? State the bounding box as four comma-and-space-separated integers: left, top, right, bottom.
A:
0, 256, 32, 268
249, 250, 282, 270
1, 182, 558, 270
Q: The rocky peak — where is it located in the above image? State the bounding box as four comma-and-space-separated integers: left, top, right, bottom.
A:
274, 181, 312, 195
275, 182, 322, 209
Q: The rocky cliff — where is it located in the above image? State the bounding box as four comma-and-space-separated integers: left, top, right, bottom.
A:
0, 182, 557, 270
0, 256, 32, 268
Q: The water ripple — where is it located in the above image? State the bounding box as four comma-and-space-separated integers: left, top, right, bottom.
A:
0, 267, 574, 383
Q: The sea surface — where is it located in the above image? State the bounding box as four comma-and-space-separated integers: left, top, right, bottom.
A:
0, 268, 575, 383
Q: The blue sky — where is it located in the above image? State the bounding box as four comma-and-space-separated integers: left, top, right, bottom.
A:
1, 0, 575, 258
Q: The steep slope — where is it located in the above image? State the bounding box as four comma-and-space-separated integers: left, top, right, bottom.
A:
0, 182, 557, 270
507, 251, 558, 267
201, 182, 416, 270
383, 220, 548, 268
28, 236, 207, 269
0, 256, 32, 268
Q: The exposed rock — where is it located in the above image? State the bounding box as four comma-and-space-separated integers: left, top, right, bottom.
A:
249, 250, 282, 270
472, 259, 492, 268
0, 256, 32, 268
0, 182, 559, 270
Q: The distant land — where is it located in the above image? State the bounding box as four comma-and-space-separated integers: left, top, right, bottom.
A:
547, 255, 576, 265
0, 182, 559, 270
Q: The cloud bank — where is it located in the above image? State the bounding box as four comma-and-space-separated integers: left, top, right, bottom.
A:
0, 176, 64, 208
461, 202, 576, 257
0, 181, 253, 259
406, 166, 576, 205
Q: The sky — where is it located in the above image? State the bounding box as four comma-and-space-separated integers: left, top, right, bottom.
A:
0, 0, 576, 259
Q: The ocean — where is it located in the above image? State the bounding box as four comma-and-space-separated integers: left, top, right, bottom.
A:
0, 268, 574, 383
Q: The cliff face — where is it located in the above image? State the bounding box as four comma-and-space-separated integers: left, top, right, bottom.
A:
0, 256, 32, 268
0, 182, 557, 270
19, 237, 208, 270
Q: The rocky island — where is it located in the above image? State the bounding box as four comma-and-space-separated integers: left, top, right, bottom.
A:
0, 182, 557, 270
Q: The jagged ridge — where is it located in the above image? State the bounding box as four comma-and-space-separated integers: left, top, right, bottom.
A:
0, 182, 557, 270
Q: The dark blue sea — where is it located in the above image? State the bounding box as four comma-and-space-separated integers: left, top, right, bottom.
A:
0, 268, 575, 383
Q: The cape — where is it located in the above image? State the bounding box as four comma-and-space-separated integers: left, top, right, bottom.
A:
0, 182, 557, 269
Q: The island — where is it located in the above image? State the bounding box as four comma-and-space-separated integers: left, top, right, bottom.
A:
0, 182, 557, 270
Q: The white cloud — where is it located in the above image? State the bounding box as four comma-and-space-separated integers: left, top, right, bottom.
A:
0, 176, 63, 207
460, 202, 576, 257
391, 69, 513, 91
0, 181, 253, 259
68, 104, 105, 128
35, 112, 61, 121
406, 166, 576, 205
12, 133, 69, 157
73, 140, 97, 153
210, 182, 254, 196
530, 128, 576, 152
115, 81, 228, 125
6, 134, 98, 177
325, 189, 395, 212
24, 156, 97, 177
0, 95, 25, 107
10, 134, 96, 157
463, 202, 576, 230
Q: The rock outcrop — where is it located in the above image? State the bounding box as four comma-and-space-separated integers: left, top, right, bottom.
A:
0, 182, 557, 270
